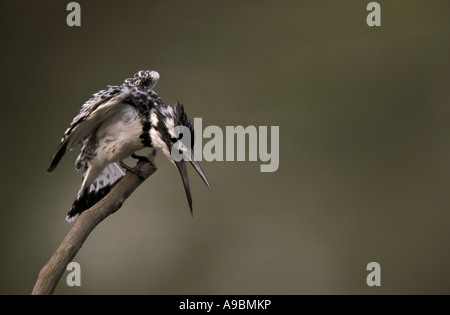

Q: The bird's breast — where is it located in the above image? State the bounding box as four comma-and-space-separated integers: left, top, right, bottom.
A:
94, 105, 146, 162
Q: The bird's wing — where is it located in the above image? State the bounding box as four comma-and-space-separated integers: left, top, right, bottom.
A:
47, 85, 132, 172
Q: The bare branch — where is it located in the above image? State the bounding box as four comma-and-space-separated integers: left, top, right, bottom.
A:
32, 154, 157, 295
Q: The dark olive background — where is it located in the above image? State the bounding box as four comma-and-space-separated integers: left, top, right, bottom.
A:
1, 1, 449, 294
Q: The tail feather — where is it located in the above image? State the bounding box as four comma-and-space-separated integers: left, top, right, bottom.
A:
66, 163, 125, 222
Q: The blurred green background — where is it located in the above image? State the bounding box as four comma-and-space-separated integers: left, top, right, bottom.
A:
1, 0, 449, 294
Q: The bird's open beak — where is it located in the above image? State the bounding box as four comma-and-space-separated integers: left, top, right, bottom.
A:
175, 159, 192, 214
174, 151, 212, 215
189, 151, 212, 192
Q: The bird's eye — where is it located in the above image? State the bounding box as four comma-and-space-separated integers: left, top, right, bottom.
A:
178, 133, 183, 140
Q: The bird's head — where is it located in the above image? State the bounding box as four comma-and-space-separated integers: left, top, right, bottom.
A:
124, 70, 160, 90
150, 101, 211, 214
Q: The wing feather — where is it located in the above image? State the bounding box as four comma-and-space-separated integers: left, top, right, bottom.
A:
47, 86, 131, 172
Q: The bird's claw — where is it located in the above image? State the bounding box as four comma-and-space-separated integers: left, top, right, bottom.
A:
131, 153, 151, 164
119, 160, 145, 180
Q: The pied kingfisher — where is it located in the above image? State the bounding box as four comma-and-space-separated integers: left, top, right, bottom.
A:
48, 70, 211, 222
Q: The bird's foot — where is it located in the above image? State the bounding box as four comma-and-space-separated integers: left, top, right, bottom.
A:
119, 160, 144, 180
132, 151, 157, 170
131, 153, 151, 164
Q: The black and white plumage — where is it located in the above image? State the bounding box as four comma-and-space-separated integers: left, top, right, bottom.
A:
149, 101, 212, 214
48, 70, 162, 222
48, 70, 211, 222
